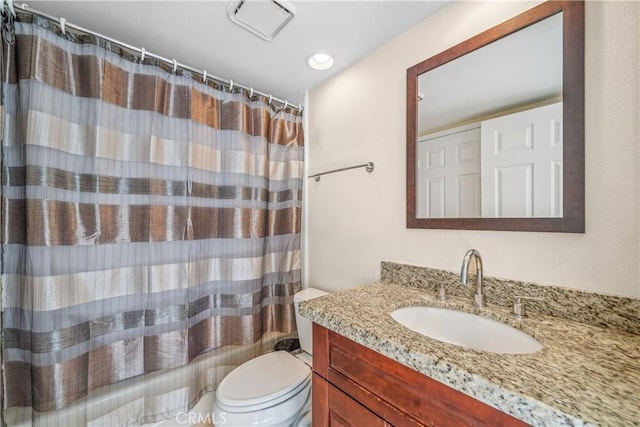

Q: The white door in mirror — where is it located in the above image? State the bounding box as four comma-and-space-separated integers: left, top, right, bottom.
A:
417, 124, 481, 218
481, 102, 563, 218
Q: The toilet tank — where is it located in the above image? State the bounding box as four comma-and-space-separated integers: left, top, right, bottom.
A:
294, 288, 328, 355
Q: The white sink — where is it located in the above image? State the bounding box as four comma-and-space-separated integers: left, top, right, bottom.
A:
390, 306, 542, 354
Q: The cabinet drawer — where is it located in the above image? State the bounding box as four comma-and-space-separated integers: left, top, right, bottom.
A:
314, 373, 389, 427
313, 324, 528, 427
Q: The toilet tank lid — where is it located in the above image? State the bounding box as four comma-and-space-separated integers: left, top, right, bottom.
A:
294, 287, 328, 303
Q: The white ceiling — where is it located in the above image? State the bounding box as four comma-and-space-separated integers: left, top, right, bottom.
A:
25, 0, 452, 105
418, 12, 563, 134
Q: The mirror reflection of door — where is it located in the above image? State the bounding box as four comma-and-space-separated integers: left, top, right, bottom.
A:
417, 124, 481, 218
417, 102, 562, 219
481, 102, 563, 218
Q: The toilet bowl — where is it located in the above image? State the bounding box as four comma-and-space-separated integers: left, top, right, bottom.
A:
213, 288, 328, 426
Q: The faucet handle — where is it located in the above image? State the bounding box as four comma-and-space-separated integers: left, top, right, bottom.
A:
512, 296, 544, 318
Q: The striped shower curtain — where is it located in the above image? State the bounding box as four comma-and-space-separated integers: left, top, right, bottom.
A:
1, 13, 303, 425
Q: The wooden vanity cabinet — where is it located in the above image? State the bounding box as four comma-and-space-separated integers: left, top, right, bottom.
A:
312, 324, 528, 427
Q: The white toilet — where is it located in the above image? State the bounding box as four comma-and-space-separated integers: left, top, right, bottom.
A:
213, 288, 328, 426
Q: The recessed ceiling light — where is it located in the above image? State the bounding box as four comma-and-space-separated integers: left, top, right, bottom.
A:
307, 53, 334, 71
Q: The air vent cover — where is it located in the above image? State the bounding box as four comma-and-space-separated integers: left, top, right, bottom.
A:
227, 0, 296, 41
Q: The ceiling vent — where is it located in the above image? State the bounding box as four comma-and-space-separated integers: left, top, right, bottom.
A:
227, 0, 296, 42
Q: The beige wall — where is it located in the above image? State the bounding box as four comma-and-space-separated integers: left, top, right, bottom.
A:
305, 0, 640, 298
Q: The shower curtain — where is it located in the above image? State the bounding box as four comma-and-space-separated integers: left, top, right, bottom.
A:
1, 12, 303, 426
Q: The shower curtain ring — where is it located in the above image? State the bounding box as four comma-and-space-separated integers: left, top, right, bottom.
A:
229, 80, 234, 92
249, 87, 254, 99
202, 69, 207, 83
298, 104, 302, 113
284, 100, 288, 110
171, 58, 178, 73
140, 47, 145, 62
59, 17, 67, 35
268, 94, 273, 105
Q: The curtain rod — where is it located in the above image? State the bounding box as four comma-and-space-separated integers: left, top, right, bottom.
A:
6, 1, 303, 114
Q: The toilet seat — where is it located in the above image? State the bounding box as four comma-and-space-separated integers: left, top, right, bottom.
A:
216, 351, 311, 413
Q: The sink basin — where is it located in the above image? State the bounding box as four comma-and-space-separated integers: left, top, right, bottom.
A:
390, 306, 542, 354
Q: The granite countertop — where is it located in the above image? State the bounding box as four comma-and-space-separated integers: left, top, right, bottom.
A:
299, 282, 640, 427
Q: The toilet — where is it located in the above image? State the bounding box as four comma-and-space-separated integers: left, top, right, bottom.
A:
213, 287, 328, 426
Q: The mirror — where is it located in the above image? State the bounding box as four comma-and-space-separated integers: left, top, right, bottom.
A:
406, 1, 584, 232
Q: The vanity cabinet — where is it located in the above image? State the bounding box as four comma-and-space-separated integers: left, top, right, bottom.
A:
312, 324, 528, 427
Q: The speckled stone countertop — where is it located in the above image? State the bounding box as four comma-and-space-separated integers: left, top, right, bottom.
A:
299, 282, 640, 427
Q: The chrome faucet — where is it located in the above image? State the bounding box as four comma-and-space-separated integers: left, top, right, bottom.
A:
460, 249, 486, 307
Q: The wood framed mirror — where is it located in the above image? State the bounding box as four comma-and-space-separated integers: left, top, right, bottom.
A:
406, 1, 584, 232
